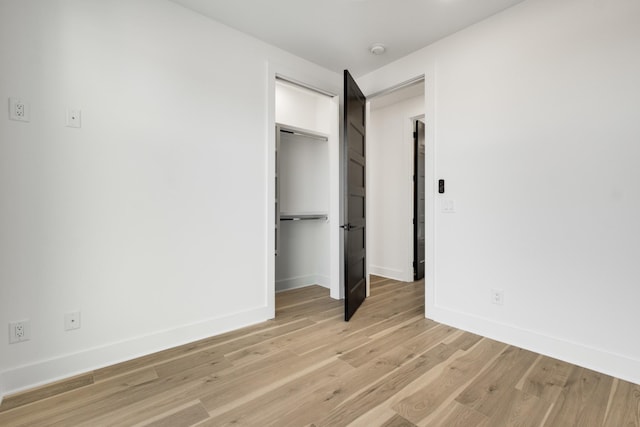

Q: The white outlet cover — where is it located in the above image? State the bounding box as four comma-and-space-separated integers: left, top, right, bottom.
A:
9, 320, 31, 344
65, 311, 81, 330
66, 108, 81, 128
491, 289, 504, 305
9, 97, 30, 122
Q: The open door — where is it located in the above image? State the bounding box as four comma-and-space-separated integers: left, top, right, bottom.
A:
343, 70, 367, 321
414, 120, 426, 280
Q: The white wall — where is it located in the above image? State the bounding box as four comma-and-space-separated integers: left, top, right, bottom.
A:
0, 0, 340, 397
358, 0, 640, 385
276, 82, 333, 135
368, 95, 424, 282
274, 82, 336, 292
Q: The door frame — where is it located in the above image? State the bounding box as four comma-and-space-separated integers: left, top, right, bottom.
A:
266, 63, 342, 318
266, 65, 436, 321
412, 117, 426, 281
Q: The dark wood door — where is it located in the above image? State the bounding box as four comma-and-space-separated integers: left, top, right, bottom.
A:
414, 120, 426, 280
343, 70, 367, 321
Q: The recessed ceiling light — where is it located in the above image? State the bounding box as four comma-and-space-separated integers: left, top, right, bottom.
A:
370, 43, 386, 55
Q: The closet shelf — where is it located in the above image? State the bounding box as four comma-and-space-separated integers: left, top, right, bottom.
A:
280, 212, 328, 221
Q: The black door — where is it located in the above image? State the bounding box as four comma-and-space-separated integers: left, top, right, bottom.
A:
343, 70, 367, 321
414, 120, 426, 280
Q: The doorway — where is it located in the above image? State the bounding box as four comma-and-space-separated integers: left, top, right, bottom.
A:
266, 67, 428, 322
268, 74, 341, 319
367, 80, 426, 284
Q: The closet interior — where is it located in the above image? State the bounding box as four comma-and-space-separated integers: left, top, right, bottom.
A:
275, 79, 334, 293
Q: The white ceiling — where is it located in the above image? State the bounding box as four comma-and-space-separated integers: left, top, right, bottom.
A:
170, 0, 526, 77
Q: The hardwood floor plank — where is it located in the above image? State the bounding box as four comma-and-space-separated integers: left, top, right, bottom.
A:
224, 316, 371, 369
484, 388, 550, 427
76, 360, 277, 426
199, 348, 338, 413
204, 359, 353, 426
347, 408, 403, 427
426, 401, 489, 427
354, 333, 487, 427
380, 413, 419, 427
141, 401, 210, 427
315, 343, 459, 427
154, 352, 232, 379
398, 324, 458, 359
265, 344, 421, 427
454, 345, 539, 417
0, 368, 159, 427
357, 306, 425, 338
603, 378, 640, 426
56, 349, 299, 426
275, 285, 329, 309
544, 367, 615, 426
393, 338, 506, 424
92, 317, 311, 382
517, 354, 575, 403
339, 317, 435, 367
151, 318, 316, 378
275, 297, 342, 320
308, 305, 343, 322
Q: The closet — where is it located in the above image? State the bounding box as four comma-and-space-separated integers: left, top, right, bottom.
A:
274, 79, 333, 292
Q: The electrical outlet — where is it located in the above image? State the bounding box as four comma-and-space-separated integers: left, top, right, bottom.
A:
64, 311, 81, 331
491, 289, 504, 306
9, 98, 30, 122
66, 108, 81, 128
9, 320, 31, 344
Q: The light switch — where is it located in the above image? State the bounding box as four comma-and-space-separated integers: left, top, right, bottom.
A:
442, 199, 456, 213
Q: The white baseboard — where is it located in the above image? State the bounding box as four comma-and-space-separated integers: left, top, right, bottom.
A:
276, 274, 330, 292
0, 305, 271, 398
428, 304, 640, 386
368, 265, 408, 282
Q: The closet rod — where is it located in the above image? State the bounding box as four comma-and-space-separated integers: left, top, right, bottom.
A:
280, 129, 328, 142
276, 74, 337, 98
280, 213, 328, 221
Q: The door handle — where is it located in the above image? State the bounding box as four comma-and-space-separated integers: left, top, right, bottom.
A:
340, 224, 356, 230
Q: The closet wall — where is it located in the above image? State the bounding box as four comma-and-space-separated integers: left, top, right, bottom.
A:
275, 81, 333, 292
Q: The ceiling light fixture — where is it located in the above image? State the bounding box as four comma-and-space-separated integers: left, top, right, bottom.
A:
369, 43, 386, 55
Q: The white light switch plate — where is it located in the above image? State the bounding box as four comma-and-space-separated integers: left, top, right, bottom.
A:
441, 199, 456, 213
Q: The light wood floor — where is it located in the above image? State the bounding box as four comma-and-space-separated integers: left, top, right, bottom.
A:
1, 276, 639, 426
